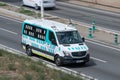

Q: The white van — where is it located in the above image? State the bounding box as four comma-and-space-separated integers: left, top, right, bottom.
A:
21, 19, 90, 66
22, 0, 56, 9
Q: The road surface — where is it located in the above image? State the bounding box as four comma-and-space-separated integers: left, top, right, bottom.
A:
2, 1, 120, 31
0, 15, 120, 80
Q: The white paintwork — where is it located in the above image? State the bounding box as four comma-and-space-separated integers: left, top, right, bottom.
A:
23, 19, 89, 57
24, 19, 77, 32
22, 0, 56, 8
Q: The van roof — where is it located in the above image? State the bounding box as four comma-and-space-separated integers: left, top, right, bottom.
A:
24, 19, 77, 32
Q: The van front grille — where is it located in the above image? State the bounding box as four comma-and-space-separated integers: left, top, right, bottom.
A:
71, 51, 86, 57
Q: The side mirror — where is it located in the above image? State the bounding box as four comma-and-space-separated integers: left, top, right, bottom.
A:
82, 37, 85, 42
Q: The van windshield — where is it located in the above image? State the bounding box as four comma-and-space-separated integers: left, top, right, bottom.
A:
56, 31, 83, 44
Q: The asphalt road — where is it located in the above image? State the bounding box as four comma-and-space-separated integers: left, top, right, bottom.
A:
47, 2, 120, 31
0, 15, 120, 80
2, 1, 120, 32
1, 1, 120, 80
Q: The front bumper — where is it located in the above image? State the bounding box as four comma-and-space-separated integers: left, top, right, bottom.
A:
43, 4, 55, 8
60, 54, 90, 64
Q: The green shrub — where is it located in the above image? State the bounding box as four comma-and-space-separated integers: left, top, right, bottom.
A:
0, 2, 7, 6
19, 7, 35, 16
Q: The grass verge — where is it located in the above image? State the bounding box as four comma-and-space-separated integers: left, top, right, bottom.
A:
0, 2, 7, 6
18, 7, 41, 17
18, 7, 35, 16
0, 49, 83, 80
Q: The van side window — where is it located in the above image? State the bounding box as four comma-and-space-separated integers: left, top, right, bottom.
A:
49, 31, 57, 45
36, 27, 46, 41
23, 24, 46, 41
23, 24, 35, 37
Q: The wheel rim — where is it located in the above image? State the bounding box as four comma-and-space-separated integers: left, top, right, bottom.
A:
35, 4, 39, 10
26, 47, 31, 56
55, 57, 61, 66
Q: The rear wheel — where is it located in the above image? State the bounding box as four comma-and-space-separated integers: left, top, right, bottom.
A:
55, 56, 62, 66
48, 7, 56, 10
35, 4, 39, 10
26, 46, 32, 56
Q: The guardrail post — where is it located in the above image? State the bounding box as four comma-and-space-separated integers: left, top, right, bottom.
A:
114, 34, 118, 45
88, 28, 93, 38
92, 19, 96, 33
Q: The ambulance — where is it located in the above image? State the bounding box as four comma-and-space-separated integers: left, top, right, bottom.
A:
22, 0, 56, 9
21, 19, 90, 66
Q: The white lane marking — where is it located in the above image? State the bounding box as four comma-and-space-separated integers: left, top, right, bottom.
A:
87, 40, 120, 52
91, 57, 107, 63
0, 15, 22, 23
0, 27, 18, 35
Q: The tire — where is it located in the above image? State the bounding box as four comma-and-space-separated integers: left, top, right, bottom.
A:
55, 56, 62, 66
80, 62, 86, 65
50, 7, 56, 10
35, 4, 39, 10
26, 46, 33, 56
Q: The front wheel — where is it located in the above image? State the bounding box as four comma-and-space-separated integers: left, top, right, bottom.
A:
26, 46, 33, 56
80, 62, 87, 65
55, 56, 62, 66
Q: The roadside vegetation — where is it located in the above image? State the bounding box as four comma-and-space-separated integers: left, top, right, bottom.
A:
0, 2, 40, 17
18, 7, 36, 16
0, 49, 83, 80
18, 7, 41, 17
0, 2, 7, 6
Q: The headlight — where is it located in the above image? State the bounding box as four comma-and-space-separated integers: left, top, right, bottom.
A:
63, 51, 71, 56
